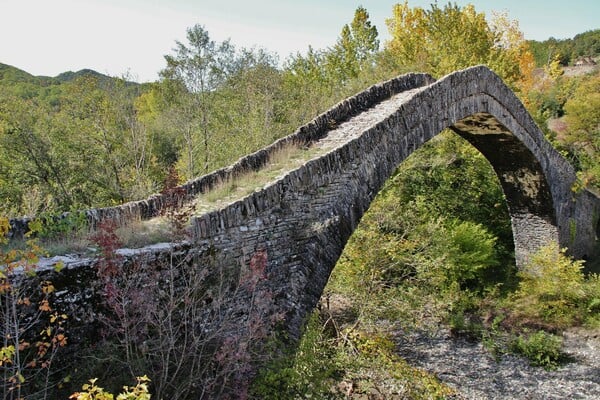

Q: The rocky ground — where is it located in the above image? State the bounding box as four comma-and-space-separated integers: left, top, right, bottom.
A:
395, 327, 600, 399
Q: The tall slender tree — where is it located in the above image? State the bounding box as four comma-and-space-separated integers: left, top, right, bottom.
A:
327, 6, 380, 82
160, 24, 236, 178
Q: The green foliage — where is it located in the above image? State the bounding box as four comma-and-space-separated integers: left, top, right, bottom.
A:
562, 71, 600, 188
333, 132, 514, 304
528, 29, 600, 67
160, 24, 236, 178
511, 243, 587, 327
252, 312, 339, 399
526, 67, 600, 192
444, 220, 500, 291
32, 210, 88, 240
564, 72, 600, 135
447, 292, 485, 339
0, 72, 158, 215
280, 6, 388, 135
510, 330, 563, 370
325, 6, 380, 83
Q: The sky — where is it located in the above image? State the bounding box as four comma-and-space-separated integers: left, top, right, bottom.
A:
1, 0, 598, 83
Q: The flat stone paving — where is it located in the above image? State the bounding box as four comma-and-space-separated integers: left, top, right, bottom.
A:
316, 87, 424, 151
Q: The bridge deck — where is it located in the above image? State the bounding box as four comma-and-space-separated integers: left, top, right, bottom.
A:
315, 87, 424, 151
188, 86, 425, 217
29, 81, 429, 266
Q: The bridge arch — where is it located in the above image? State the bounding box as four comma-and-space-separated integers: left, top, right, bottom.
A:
189, 65, 599, 337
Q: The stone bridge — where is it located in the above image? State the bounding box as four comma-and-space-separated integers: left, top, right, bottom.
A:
183, 65, 599, 336
12, 65, 600, 343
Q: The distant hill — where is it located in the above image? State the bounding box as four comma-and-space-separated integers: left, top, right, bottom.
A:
0, 62, 119, 84
55, 68, 118, 84
528, 29, 600, 67
0, 62, 141, 100
0, 62, 55, 85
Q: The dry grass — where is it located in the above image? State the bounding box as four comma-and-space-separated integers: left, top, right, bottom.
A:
192, 142, 322, 215
4, 217, 179, 257
7, 141, 328, 255
115, 216, 178, 248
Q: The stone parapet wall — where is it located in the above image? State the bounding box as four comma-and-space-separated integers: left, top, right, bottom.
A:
8, 72, 434, 240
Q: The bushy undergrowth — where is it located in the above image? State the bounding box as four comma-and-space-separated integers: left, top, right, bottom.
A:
508, 242, 600, 329
252, 311, 454, 399
510, 330, 564, 370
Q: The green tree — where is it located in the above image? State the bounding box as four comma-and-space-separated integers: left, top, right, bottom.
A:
545, 53, 565, 80
563, 71, 600, 187
0, 94, 74, 213
219, 48, 284, 156
282, 46, 333, 126
58, 75, 148, 205
160, 24, 236, 178
564, 72, 600, 137
281, 6, 382, 130
326, 6, 380, 83
384, 1, 533, 90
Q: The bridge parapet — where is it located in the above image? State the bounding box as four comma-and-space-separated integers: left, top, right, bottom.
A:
7, 72, 434, 240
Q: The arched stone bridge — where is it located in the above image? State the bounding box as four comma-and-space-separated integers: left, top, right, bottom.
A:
17, 65, 600, 342
182, 65, 599, 335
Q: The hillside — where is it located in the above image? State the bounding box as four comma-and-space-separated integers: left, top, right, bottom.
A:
0, 62, 140, 100
0, 62, 117, 84
528, 29, 600, 66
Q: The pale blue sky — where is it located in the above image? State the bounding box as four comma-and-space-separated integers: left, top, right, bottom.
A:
1, 0, 598, 82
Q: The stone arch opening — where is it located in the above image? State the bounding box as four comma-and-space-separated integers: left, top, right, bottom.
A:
450, 113, 557, 265
328, 125, 517, 286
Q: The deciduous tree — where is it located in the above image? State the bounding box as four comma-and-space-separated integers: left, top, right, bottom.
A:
385, 1, 533, 90
160, 24, 236, 178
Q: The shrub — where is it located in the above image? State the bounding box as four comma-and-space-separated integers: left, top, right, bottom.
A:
510, 243, 587, 328
33, 210, 88, 240
510, 330, 563, 370
443, 220, 500, 292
